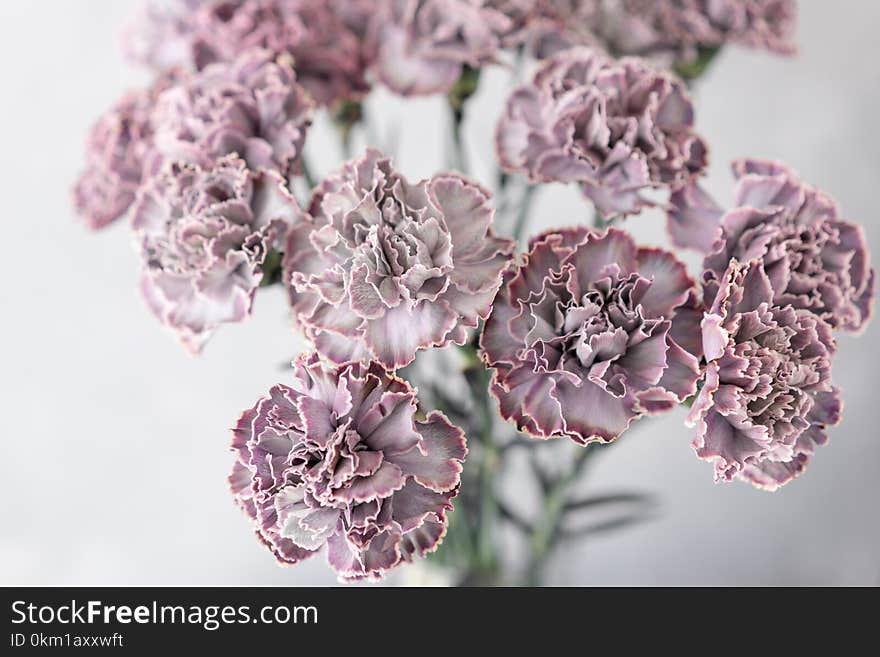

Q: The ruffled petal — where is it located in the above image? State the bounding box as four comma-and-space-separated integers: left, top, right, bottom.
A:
228, 355, 466, 581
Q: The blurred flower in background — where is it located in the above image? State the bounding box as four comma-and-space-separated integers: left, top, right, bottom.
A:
132, 155, 300, 352
496, 47, 707, 218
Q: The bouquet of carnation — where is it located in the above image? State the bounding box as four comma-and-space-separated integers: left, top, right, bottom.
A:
75, 0, 874, 585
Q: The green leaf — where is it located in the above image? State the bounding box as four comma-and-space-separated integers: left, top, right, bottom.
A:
563, 492, 655, 513
560, 512, 656, 541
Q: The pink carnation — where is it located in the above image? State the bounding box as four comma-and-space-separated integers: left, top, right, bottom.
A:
596, 0, 797, 62
496, 47, 707, 218
229, 354, 467, 581
150, 48, 314, 178
368, 0, 513, 96
481, 226, 701, 443
488, 0, 601, 57
670, 159, 876, 333
284, 148, 515, 369
491, 1, 796, 63
72, 77, 171, 230
688, 259, 841, 490
126, 0, 371, 106
132, 155, 300, 352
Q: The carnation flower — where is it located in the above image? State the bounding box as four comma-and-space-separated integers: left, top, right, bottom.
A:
672, 159, 876, 333
72, 78, 171, 230
489, 0, 601, 57
666, 180, 723, 253
228, 353, 466, 581
481, 226, 701, 443
495, 1, 796, 63
484, 0, 538, 39
126, 0, 371, 106
327, 0, 374, 43
283, 148, 515, 369
123, 0, 204, 72
688, 259, 841, 490
495, 47, 707, 218
151, 48, 313, 178
132, 155, 299, 352
368, 0, 513, 96
595, 0, 797, 62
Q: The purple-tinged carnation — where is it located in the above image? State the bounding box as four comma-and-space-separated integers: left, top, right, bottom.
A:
72, 77, 171, 230
489, 0, 601, 57
672, 159, 876, 333
229, 353, 466, 581
124, 0, 204, 73
132, 155, 300, 353
481, 226, 701, 444
126, 0, 371, 107
284, 148, 515, 369
368, 0, 513, 96
500, 1, 796, 63
151, 48, 313, 178
484, 0, 538, 39
496, 47, 707, 218
687, 259, 841, 490
594, 0, 797, 63
666, 180, 723, 253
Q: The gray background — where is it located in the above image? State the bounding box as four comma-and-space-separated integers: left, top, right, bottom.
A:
1, 1, 877, 585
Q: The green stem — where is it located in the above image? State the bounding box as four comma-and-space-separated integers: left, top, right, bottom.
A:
512, 185, 537, 244
497, 170, 510, 196
462, 344, 501, 582
525, 444, 596, 586
446, 65, 480, 174
258, 248, 283, 287
332, 99, 362, 161
476, 438, 499, 576
340, 130, 353, 161
510, 44, 526, 86
449, 108, 469, 174
674, 45, 721, 84
299, 156, 317, 191
424, 342, 503, 585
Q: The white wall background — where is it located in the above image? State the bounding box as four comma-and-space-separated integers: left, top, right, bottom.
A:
0, 1, 877, 585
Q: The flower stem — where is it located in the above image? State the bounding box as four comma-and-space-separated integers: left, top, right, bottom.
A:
258, 248, 283, 288
422, 341, 503, 585
332, 99, 362, 160
525, 444, 596, 586
476, 439, 500, 576
512, 185, 537, 245
674, 45, 721, 84
497, 169, 510, 196
462, 343, 502, 582
299, 156, 317, 192
447, 65, 480, 174
449, 110, 469, 174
